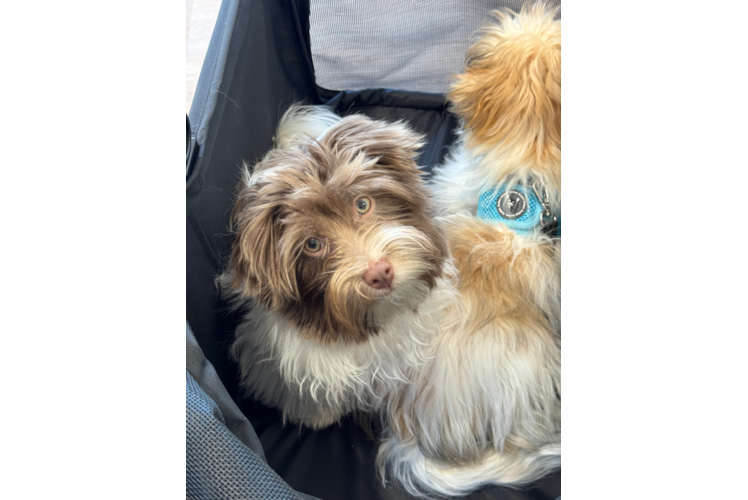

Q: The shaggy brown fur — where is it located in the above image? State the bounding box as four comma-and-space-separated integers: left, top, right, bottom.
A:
221, 115, 449, 344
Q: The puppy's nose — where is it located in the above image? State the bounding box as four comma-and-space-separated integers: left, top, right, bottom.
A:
362, 259, 394, 290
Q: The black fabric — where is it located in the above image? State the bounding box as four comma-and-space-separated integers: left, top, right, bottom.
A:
186, 1, 561, 498
187, 0, 320, 401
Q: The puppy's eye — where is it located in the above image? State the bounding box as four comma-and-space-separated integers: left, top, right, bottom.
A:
304, 238, 324, 254
355, 197, 372, 215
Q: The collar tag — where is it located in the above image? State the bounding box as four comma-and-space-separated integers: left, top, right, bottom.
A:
477, 182, 559, 236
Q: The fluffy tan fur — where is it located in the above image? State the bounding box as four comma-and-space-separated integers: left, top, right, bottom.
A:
446, 216, 560, 339
383, 219, 560, 463
449, 3, 561, 197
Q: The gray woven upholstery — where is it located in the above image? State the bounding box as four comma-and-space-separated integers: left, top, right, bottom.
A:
186, 324, 319, 500
310, 0, 561, 94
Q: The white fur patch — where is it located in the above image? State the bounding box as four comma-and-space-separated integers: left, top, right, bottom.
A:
231, 274, 458, 429
377, 278, 561, 494
273, 104, 342, 150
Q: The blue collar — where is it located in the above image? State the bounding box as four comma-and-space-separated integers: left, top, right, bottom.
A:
477, 181, 559, 237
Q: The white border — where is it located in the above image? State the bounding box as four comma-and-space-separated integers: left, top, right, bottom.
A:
560, 240, 577, 272
561, 50, 748, 105
561, 339, 577, 434
561, 339, 577, 498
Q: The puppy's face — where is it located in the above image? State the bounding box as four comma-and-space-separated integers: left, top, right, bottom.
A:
223, 115, 448, 344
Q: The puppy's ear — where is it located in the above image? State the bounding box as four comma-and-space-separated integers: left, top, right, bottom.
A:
449, 4, 560, 177
220, 165, 298, 310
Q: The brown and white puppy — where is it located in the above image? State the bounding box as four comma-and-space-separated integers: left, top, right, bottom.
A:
219, 106, 454, 429
377, 3, 562, 496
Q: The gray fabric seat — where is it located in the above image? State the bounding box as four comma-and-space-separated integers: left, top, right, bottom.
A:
311, 0, 560, 94
187, 324, 319, 500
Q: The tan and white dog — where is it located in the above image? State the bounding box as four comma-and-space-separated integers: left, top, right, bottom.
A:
377, 3, 562, 496
220, 4, 561, 495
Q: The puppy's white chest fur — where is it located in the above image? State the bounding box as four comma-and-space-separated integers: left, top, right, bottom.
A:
232, 276, 456, 429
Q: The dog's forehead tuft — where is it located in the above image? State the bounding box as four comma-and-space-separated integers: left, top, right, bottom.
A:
288, 191, 347, 220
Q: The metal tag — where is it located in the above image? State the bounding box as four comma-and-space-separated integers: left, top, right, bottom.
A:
496, 190, 528, 220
